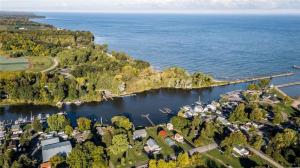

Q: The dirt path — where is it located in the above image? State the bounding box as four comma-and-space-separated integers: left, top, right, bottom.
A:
247, 146, 284, 168
41, 57, 58, 73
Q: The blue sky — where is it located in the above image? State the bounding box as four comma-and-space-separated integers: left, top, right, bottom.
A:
1, 0, 300, 13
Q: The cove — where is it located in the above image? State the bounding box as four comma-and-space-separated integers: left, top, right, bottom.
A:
0, 82, 250, 126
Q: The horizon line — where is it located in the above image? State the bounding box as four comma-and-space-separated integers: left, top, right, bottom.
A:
2, 9, 300, 15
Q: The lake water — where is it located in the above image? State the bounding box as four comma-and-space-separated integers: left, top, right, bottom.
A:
34, 13, 300, 81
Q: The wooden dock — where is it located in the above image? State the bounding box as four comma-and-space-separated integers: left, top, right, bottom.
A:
141, 114, 155, 126
276, 81, 300, 88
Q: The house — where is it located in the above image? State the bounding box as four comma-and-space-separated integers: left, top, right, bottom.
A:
58, 132, 68, 140
72, 130, 91, 143
144, 138, 161, 154
216, 116, 230, 126
194, 105, 204, 113
233, 146, 250, 157
0, 131, 5, 140
41, 137, 60, 147
173, 133, 184, 143
167, 123, 173, 130
158, 130, 168, 138
96, 126, 104, 136
11, 124, 22, 135
42, 141, 72, 162
133, 129, 147, 140
165, 137, 176, 146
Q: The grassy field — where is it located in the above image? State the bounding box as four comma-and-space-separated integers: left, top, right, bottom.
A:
0, 55, 54, 72
27, 56, 53, 72
205, 149, 270, 168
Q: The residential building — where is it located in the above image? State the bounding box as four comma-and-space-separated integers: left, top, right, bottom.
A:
144, 138, 161, 154
133, 129, 147, 140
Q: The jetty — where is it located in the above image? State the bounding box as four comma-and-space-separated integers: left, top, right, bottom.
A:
276, 81, 300, 88
229, 72, 295, 84
141, 114, 155, 126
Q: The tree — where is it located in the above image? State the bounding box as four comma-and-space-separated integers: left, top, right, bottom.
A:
247, 83, 260, 90
64, 125, 74, 136
250, 108, 264, 121
108, 134, 129, 156
221, 131, 247, 150
77, 117, 91, 132
47, 114, 69, 131
258, 79, 270, 89
157, 160, 168, 168
200, 122, 216, 139
272, 111, 283, 125
50, 155, 64, 168
272, 129, 297, 150
250, 135, 264, 150
67, 146, 89, 168
191, 116, 202, 131
177, 153, 190, 168
111, 116, 132, 131
170, 116, 189, 131
229, 103, 248, 122
32, 118, 43, 132
191, 153, 205, 167
149, 160, 157, 168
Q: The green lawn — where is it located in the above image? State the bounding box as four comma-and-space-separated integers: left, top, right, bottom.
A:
206, 149, 270, 168
0, 55, 28, 71
146, 127, 174, 156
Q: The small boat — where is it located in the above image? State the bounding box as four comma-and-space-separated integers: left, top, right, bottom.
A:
293, 65, 300, 69
74, 100, 82, 106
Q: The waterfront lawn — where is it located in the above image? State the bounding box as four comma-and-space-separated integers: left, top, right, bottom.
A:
205, 149, 270, 168
146, 127, 174, 157
276, 102, 297, 116
163, 127, 194, 151
111, 145, 149, 168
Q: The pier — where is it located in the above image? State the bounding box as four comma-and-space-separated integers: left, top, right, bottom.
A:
229, 72, 295, 84
141, 114, 155, 126
275, 81, 300, 88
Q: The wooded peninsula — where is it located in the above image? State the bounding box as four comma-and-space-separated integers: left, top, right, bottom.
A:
0, 13, 216, 106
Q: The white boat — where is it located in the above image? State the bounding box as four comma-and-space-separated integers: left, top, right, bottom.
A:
74, 100, 82, 106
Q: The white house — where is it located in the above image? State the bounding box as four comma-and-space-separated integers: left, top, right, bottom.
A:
133, 129, 147, 140
167, 123, 174, 130
233, 146, 250, 157
173, 133, 184, 143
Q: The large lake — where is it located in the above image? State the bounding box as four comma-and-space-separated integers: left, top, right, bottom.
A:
1, 13, 299, 125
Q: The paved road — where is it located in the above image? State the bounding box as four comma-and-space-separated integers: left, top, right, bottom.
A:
247, 146, 284, 168
188, 143, 218, 155
41, 57, 58, 73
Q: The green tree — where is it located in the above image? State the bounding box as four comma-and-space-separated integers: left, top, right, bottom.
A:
201, 121, 216, 139
221, 131, 247, 150
64, 125, 74, 136
108, 134, 129, 156
149, 160, 157, 168
250, 108, 264, 121
191, 153, 205, 167
272, 111, 283, 125
171, 116, 189, 131
250, 135, 264, 150
177, 153, 190, 168
77, 117, 91, 132
229, 103, 248, 122
47, 114, 69, 131
111, 116, 132, 131
32, 118, 43, 132
67, 146, 89, 168
50, 155, 65, 168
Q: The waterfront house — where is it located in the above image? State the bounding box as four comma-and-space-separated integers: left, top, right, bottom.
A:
167, 123, 174, 130
58, 132, 68, 140
144, 138, 161, 154
194, 105, 204, 113
42, 140, 72, 162
173, 133, 184, 143
11, 124, 22, 135
233, 146, 250, 157
133, 129, 147, 140
0, 130, 5, 140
